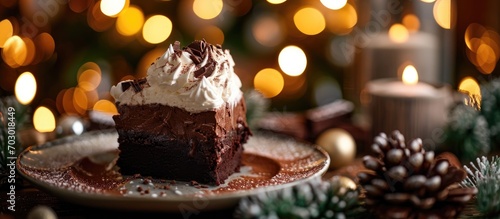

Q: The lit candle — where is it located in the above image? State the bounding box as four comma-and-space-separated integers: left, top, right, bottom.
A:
367, 65, 450, 150
350, 24, 441, 102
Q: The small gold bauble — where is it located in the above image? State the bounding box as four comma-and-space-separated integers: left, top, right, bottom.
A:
27, 205, 57, 219
316, 128, 356, 169
328, 175, 357, 195
336, 175, 357, 190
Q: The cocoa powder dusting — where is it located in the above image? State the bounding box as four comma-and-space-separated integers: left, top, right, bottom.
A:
18, 148, 325, 197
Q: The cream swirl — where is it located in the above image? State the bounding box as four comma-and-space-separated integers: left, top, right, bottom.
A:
110, 40, 243, 113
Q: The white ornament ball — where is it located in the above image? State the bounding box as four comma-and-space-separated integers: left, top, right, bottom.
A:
316, 128, 356, 169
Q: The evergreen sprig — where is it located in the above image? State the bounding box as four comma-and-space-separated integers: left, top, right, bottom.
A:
445, 78, 500, 162
461, 156, 500, 215
234, 177, 365, 219
0, 96, 29, 170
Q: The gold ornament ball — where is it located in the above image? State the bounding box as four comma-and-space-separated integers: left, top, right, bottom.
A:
316, 128, 356, 169
328, 175, 357, 196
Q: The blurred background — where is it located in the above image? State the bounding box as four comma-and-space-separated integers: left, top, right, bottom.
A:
0, 0, 499, 139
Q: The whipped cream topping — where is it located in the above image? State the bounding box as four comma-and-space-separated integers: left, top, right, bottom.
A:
110, 40, 243, 113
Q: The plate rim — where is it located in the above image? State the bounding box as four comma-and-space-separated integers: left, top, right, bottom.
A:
17, 130, 330, 212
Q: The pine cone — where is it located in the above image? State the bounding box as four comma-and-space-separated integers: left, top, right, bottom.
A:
358, 131, 477, 219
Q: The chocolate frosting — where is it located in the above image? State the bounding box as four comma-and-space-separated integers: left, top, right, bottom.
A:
183, 40, 217, 78
120, 78, 148, 93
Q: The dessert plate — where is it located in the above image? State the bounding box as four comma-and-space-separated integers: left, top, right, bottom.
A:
17, 130, 329, 212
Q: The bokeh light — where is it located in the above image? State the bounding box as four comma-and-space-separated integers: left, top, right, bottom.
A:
251, 16, 284, 47
325, 3, 357, 35
465, 23, 486, 50
85, 89, 99, 109
195, 25, 225, 45
193, 0, 223, 20
137, 48, 165, 78
21, 37, 36, 66
100, 0, 127, 17
33, 106, 56, 133
0, 19, 13, 48
143, 15, 172, 44
402, 14, 420, 32
278, 45, 307, 77
388, 24, 409, 43
321, 0, 347, 10
421, 0, 436, 2
69, 0, 91, 13
253, 68, 284, 98
33, 33, 55, 63
73, 87, 88, 112
116, 5, 144, 36
293, 7, 325, 36
93, 99, 118, 115
15, 72, 37, 105
458, 77, 481, 105
464, 23, 500, 74
2, 35, 27, 68
433, 0, 451, 29
78, 69, 102, 91
88, 1, 115, 32
267, 0, 286, 4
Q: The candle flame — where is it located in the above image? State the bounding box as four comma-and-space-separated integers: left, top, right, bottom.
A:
389, 23, 409, 43
402, 65, 418, 85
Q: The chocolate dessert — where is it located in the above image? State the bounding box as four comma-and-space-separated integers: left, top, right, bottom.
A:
110, 40, 251, 185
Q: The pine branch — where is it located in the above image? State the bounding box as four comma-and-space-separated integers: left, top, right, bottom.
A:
0, 96, 29, 170
461, 156, 500, 215
234, 177, 365, 219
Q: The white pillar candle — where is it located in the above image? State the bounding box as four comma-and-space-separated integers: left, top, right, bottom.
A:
367, 66, 450, 150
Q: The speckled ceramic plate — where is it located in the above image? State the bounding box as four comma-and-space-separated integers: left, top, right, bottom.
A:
17, 130, 329, 212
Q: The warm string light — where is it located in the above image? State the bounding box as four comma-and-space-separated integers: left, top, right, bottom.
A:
192, 0, 223, 20
389, 24, 409, 43
33, 107, 56, 133
278, 45, 307, 77
116, 5, 144, 36
0, 19, 13, 48
100, 0, 127, 17
325, 3, 357, 35
293, 7, 325, 35
458, 77, 481, 107
402, 14, 420, 32
143, 15, 172, 44
321, 0, 347, 10
254, 68, 284, 98
267, 0, 286, 4
15, 72, 37, 105
433, 0, 453, 29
